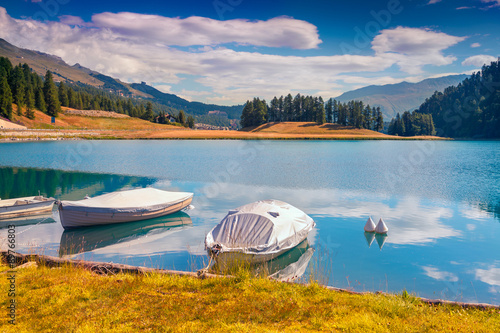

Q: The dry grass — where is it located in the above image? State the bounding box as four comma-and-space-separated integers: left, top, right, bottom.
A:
4, 109, 445, 140
0, 263, 498, 332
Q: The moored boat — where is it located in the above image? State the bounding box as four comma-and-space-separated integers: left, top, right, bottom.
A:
58, 188, 193, 229
205, 199, 315, 266
0, 196, 55, 220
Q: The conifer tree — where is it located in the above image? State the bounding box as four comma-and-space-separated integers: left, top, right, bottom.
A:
43, 71, 61, 117
177, 109, 186, 125
187, 115, 195, 128
58, 81, 69, 107
142, 101, 155, 122
316, 97, 326, 124
0, 75, 13, 120
25, 87, 36, 120
35, 86, 46, 113
240, 100, 254, 128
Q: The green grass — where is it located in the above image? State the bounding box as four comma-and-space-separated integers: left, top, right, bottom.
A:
1, 263, 499, 332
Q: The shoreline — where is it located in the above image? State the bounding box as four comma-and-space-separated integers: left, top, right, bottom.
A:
3, 251, 498, 310
0, 128, 451, 141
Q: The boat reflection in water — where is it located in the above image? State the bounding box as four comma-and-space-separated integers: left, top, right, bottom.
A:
0, 212, 56, 229
211, 239, 314, 282
59, 211, 192, 257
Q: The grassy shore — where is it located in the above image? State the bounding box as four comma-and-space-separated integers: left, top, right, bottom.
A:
0, 108, 447, 141
1, 262, 498, 332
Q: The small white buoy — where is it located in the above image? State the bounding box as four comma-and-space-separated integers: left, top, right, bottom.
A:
364, 216, 376, 232
375, 218, 388, 234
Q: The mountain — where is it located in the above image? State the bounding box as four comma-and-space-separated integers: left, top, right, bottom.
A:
335, 75, 468, 119
130, 83, 243, 119
0, 38, 103, 87
0, 38, 243, 118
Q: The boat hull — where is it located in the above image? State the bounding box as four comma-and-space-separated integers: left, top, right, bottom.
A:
0, 197, 55, 220
208, 235, 310, 268
59, 196, 192, 229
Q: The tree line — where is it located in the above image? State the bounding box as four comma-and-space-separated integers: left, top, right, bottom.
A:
0, 57, 196, 127
416, 59, 500, 138
387, 111, 436, 136
241, 94, 384, 131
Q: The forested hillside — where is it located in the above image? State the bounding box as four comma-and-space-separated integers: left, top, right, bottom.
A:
240, 94, 384, 132
417, 59, 500, 138
0, 57, 195, 126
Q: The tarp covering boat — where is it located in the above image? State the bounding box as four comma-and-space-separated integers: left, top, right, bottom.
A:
59, 188, 193, 229
0, 196, 55, 220
206, 199, 315, 258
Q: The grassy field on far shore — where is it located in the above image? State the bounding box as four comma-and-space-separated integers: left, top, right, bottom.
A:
0, 262, 498, 332
1, 107, 446, 141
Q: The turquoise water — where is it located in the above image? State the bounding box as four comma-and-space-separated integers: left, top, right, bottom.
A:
0, 140, 499, 304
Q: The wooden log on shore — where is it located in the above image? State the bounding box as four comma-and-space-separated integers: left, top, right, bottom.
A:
0, 251, 223, 279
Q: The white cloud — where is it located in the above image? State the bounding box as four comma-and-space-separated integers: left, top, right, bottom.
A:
471, 42, 481, 48
427, 0, 442, 4
461, 54, 497, 67
0, 8, 468, 104
373, 27, 466, 74
90, 12, 322, 49
480, 0, 500, 8
422, 266, 459, 282
475, 266, 500, 286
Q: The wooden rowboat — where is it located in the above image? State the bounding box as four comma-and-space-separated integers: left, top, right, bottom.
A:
58, 188, 193, 229
0, 196, 55, 220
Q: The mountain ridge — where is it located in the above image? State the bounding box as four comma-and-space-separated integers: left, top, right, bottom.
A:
335, 74, 468, 119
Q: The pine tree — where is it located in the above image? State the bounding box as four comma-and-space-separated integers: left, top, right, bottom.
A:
187, 115, 195, 128
11, 66, 26, 113
316, 96, 326, 124
177, 109, 186, 125
325, 98, 333, 123
35, 86, 46, 113
0, 75, 13, 120
25, 87, 36, 120
142, 101, 155, 122
43, 71, 61, 117
240, 100, 254, 128
58, 81, 69, 107
375, 107, 384, 132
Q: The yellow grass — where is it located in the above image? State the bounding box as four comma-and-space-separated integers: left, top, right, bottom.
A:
3, 108, 445, 140
0, 262, 498, 332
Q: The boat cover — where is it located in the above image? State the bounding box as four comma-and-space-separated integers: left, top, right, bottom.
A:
206, 200, 315, 255
59, 188, 193, 213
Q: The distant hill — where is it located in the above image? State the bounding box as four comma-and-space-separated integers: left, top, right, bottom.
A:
335, 75, 468, 119
0, 38, 243, 119
130, 83, 243, 118
0, 38, 103, 87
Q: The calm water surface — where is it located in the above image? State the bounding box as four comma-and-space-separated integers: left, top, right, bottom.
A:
0, 140, 499, 305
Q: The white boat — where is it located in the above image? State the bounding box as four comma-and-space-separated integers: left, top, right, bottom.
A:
0, 196, 55, 220
58, 188, 193, 229
59, 211, 192, 256
205, 200, 315, 266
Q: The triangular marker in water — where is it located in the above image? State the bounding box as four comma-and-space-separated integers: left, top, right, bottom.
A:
375, 233, 387, 250
375, 217, 388, 234
364, 231, 375, 248
364, 216, 376, 232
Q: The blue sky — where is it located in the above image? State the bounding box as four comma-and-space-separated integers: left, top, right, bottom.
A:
0, 0, 499, 104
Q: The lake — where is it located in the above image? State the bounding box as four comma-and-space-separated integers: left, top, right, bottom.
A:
0, 140, 499, 305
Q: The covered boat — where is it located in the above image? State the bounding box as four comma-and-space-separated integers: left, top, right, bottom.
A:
205, 199, 315, 265
0, 196, 55, 220
58, 188, 193, 229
